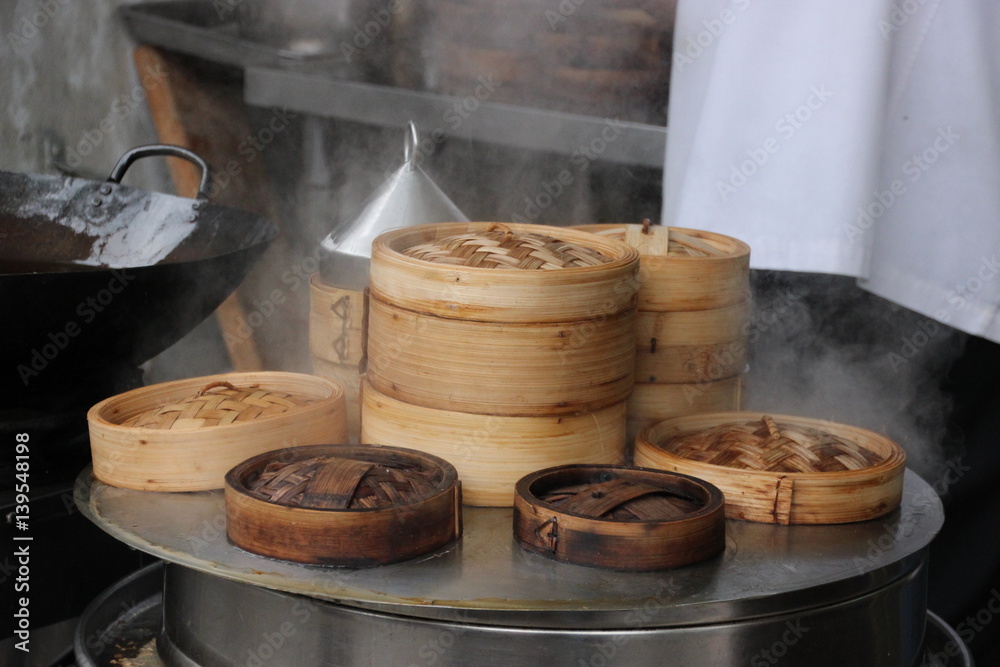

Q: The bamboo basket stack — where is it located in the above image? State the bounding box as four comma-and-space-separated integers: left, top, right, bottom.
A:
309, 275, 364, 440
573, 223, 751, 442
361, 222, 640, 506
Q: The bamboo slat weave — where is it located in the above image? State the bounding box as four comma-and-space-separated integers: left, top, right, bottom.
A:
121, 381, 319, 430
247, 455, 442, 509
401, 223, 611, 270
663, 415, 883, 474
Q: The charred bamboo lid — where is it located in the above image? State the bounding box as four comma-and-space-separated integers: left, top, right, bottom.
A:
513, 464, 725, 571
225, 444, 462, 566
634, 412, 907, 525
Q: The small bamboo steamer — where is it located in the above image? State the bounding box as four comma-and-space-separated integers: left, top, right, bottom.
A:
88, 372, 347, 492
311, 357, 362, 442
309, 274, 365, 366
634, 302, 749, 383
369, 222, 639, 323
634, 412, 907, 525
571, 224, 750, 311
361, 380, 626, 507
513, 465, 726, 570
226, 444, 461, 566
366, 292, 635, 416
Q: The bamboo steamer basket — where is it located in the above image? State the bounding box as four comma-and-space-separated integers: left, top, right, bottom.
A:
572, 224, 750, 311
634, 412, 907, 525
368, 222, 638, 416
225, 444, 461, 566
369, 222, 639, 323
311, 357, 362, 442
366, 292, 635, 415
88, 372, 347, 492
627, 376, 742, 441
513, 464, 725, 570
361, 380, 626, 507
309, 274, 365, 366
634, 301, 749, 383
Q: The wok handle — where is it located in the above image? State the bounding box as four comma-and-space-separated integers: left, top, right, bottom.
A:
107, 144, 212, 199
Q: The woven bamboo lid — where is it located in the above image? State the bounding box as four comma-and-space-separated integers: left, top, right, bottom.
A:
370, 222, 639, 322
401, 223, 611, 270
88, 372, 347, 492
246, 454, 446, 510
634, 412, 907, 525
121, 380, 319, 430
226, 444, 462, 566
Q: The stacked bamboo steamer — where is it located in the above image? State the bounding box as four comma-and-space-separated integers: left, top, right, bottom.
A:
312, 124, 469, 441
425, 0, 670, 123
309, 276, 365, 439
361, 222, 640, 506
573, 223, 751, 442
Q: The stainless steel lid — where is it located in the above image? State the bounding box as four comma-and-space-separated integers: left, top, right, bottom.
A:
319, 122, 468, 290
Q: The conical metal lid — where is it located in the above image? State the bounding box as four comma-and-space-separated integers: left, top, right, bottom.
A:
319, 123, 468, 289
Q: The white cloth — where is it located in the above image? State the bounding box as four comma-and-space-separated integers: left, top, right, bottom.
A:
663, 0, 1000, 342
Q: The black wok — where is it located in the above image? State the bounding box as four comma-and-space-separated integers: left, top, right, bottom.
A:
0, 145, 278, 407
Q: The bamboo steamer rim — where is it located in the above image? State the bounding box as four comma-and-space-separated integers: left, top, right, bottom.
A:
513, 464, 726, 570
516, 464, 725, 524
572, 223, 750, 261
372, 222, 639, 277
226, 444, 459, 514
636, 412, 906, 480
89, 372, 343, 435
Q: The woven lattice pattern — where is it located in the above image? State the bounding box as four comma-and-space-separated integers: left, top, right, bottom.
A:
402, 225, 611, 269
248, 456, 442, 509
121, 381, 318, 430
663, 416, 883, 473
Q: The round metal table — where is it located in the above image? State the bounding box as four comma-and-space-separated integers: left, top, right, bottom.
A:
77, 468, 945, 666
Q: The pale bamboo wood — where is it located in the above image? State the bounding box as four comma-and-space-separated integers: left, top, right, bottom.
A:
88, 372, 347, 491
133, 45, 268, 371
369, 223, 639, 323
572, 224, 750, 311
309, 274, 366, 366
366, 294, 635, 416
226, 444, 461, 566
634, 412, 907, 525
634, 302, 749, 383
361, 381, 626, 507
514, 465, 725, 570
311, 357, 362, 443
